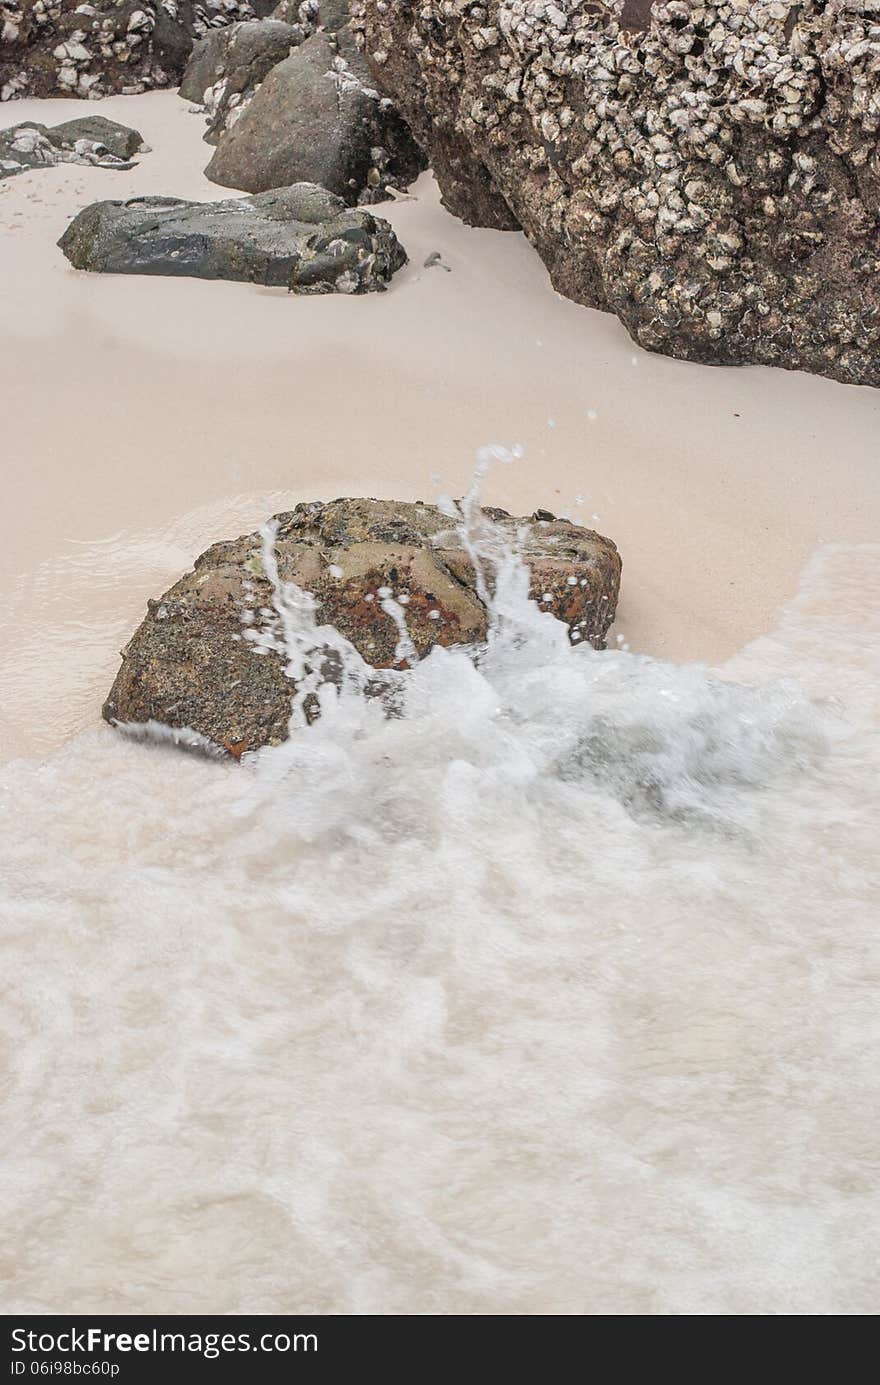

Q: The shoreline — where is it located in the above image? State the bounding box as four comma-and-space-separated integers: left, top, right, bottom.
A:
2, 90, 879, 758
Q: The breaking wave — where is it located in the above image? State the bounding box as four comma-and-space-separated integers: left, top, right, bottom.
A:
0, 466, 877, 1315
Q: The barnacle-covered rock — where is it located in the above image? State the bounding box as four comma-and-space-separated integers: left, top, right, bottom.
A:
0, 0, 277, 102
203, 24, 425, 201
57, 181, 407, 290
353, 0, 880, 388
102, 498, 623, 755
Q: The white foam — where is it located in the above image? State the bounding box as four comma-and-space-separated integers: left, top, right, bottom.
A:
1, 525, 878, 1314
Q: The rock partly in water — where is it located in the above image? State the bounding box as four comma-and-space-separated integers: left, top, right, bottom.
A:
103, 498, 622, 756
0, 0, 277, 102
57, 182, 407, 291
204, 26, 425, 203
180, 19, 308, 143
0, 115, 145, 179
353, 0, 880, 388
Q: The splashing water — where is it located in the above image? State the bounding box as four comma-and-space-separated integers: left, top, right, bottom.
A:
0, 468, 877, 1314
236, 453, 835, 837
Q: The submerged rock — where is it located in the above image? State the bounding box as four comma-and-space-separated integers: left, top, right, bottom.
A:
57, 182, 406, 290
0, 0, 276, 102
0, 115, 145, 179
204, 26, 424, 202
353, 1, 880, 388
103, 498, 622, 756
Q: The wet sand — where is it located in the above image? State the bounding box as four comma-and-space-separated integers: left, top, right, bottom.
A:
2, 89, 879, 759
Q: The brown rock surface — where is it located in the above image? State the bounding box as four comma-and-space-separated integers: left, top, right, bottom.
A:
104, 498, 622, 755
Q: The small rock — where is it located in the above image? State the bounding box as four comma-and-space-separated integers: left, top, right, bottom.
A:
0, 116, 144, 180
46, 115, 145, 160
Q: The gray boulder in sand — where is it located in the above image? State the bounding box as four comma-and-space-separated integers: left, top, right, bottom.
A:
204, 28, 424, 203
0, 116, 145, 180
180, 20, 306, 143
57, 183, 407, 292
103, 498, 623, 757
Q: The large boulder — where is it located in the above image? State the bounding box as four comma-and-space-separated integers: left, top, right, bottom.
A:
103, 498, 622, 756
351, 1, 519, 232
353, 1, 880, 389
180, 19, 305, 142
0, 114, 145, 178
57, 182, 407, 290
0, 0, 275, 101
204, 26, 425, 202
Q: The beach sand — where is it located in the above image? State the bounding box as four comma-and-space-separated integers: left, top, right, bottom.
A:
2, 90, 880, 1319
1, 89, 879, 758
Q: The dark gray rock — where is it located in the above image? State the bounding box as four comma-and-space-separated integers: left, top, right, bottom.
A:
151, 1, 197, 78
180, 19, 304, 143
102, 498, 623, 757
57, 183, 407, 291
353, 0, 880, 389
310, 0, 350, 30
204, 27, 424, 203
179, 25, 230, 104
47, 115, 145, 160
0, 116, 144, 180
